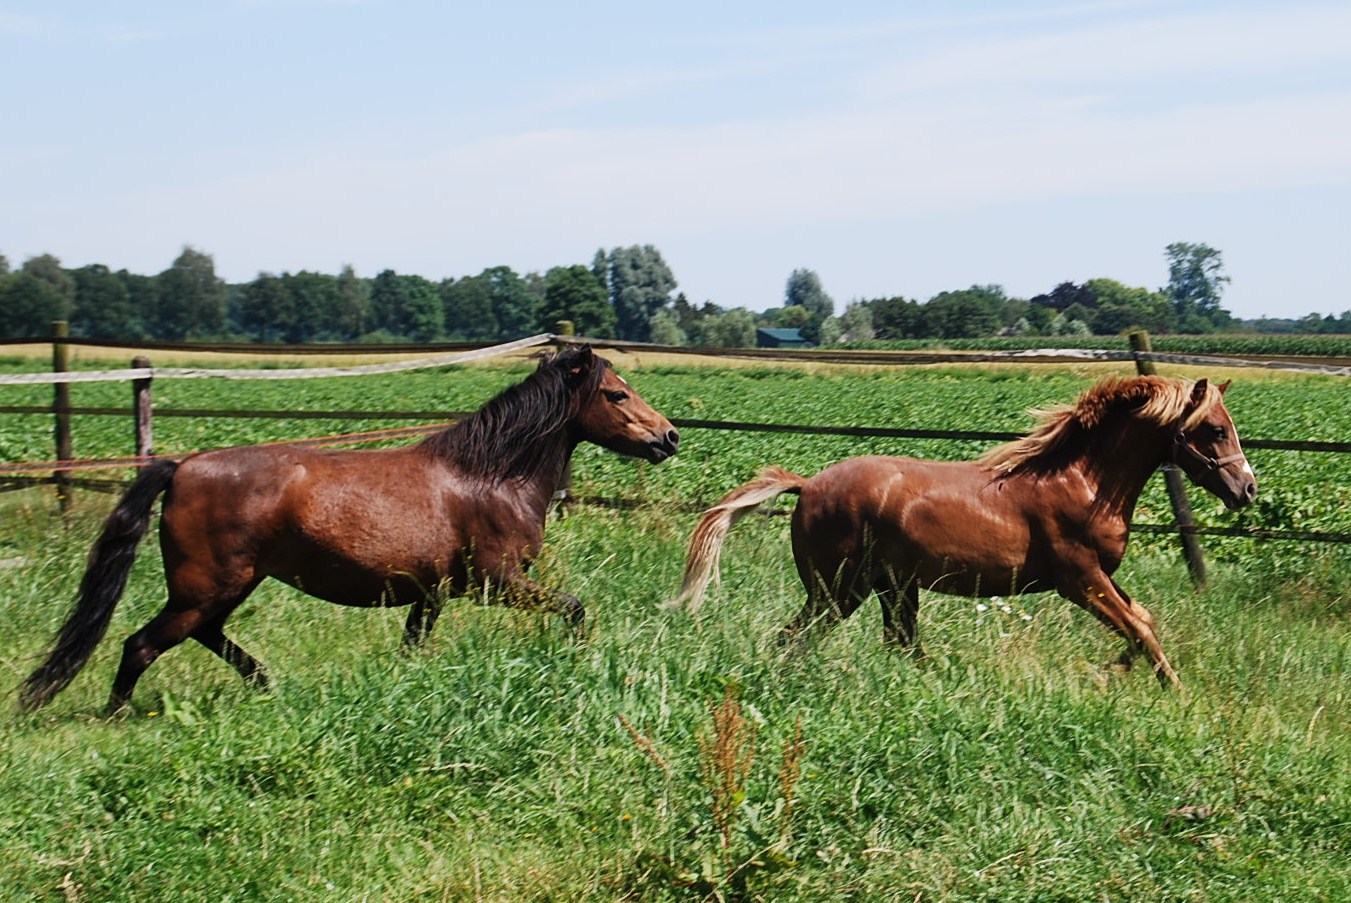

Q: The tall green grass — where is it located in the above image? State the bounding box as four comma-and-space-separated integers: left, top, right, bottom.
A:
3, 489, 1348, 901
3, 359, 1348, 899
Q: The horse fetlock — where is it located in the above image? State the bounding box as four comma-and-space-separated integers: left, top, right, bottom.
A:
559, 595, 585, 631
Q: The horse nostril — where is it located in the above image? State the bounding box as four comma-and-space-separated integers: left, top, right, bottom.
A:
1245, 481, 1257, 500
667, 428, 680, 449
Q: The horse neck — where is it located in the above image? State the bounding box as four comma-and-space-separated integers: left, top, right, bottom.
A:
509, 433, 577, 515
1076, 419, 1173, 519
424, 408, 577, 509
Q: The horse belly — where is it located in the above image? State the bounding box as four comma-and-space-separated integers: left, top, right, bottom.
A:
269, 561, 456, 608
260, 518, 477, 608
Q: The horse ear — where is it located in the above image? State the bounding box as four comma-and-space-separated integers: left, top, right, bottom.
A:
565, 344, 595, 385
1189, 378, 1209, 408
1217, 379, 1232, 395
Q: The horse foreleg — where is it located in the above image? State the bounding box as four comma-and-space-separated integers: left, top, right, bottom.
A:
497, 575, 584, 633
1065, 575, 1180, 688
402, 595, 444, 647
194, 615, 269, 690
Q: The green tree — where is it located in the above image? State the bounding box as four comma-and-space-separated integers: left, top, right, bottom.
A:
369, 269, 444, 340
281, 271, 340, 342
648, 307, 686, 346
483, 266, 539, 339
22, 254, 75, 313
868, 296, 922, 339
838, 301, 874, 342
920, 285, 1005, 338
121, 271, 161, 338
71, 264, 137, 339
441, 274, 496, 340
239, 273, 293, 343
785, 269, 833, 320
156, 246, 227, 339
401, 274, 443, 341
1030, 282, 1094, 312
0, 275, 63, 337
542, 265, 615, 337
1082, 278, 1175, 335
671, 293, 702, 335
333, 264, 369, 340
0, 254, 74, 338
1165, 242, 1231, 332
689, 308, 757, 348
597, 245, 678, 342
816, 315, 842, 346
369, 269, 405, 337
770, 305, 812, 330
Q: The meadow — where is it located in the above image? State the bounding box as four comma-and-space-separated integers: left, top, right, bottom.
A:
1, 352, 1348, 901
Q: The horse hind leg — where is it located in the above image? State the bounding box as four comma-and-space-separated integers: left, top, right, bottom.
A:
877, 569, 923, 657
778, 560, 868, 649
194, 612, 269, 690
106, 604, 208, 715
107, 586, 258, 715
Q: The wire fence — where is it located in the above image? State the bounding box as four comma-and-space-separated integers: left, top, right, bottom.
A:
2, 332, 1349, 548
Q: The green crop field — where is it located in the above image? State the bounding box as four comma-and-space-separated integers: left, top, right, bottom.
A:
2, 353, 1349, 901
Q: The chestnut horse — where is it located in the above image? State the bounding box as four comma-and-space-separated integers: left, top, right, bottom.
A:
667, 376, 1255, 687
21, 345, 678, 714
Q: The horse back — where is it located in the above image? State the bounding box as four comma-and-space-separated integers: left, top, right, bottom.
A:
794, 455, 1072, 595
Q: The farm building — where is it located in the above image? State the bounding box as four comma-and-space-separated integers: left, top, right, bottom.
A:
756, 327, 810, 349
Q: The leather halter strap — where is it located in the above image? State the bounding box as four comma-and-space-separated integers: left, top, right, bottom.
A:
1171, 430, 1246, 474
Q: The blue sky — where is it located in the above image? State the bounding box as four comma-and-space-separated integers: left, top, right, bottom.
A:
3, 1, 1349, 320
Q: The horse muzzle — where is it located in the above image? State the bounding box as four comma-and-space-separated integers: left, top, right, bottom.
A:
647, 428, 680, 463
1220, 472, 1258, 510
1197, 462, 1257, 511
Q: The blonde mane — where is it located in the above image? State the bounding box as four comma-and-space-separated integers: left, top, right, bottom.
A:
980, 376, 1220, 474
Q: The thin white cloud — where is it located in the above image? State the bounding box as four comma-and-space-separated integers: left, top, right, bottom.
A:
92, 82, 1347, 272
0, 12, 52, 36
858, 4, 1351, 100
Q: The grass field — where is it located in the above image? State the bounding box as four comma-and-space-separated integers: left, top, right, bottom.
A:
2, 353, 1349, 901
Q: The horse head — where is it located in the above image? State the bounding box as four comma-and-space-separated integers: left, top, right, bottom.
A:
1171, 379, 1257, 510
567, 345, 679, 463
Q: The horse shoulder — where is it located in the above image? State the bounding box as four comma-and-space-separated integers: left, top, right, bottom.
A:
999, 467, 1131, 573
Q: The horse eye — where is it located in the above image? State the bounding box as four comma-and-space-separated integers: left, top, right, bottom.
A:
1212, 426, 1227, 442
606, 390, 628, 403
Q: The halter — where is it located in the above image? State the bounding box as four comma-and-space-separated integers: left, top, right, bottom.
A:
1171, 429, 1247, 475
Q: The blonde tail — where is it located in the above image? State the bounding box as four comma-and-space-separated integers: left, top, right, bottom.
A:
664, 466, 806, 613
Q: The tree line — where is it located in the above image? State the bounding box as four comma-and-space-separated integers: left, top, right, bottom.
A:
2, 241, 1344, 347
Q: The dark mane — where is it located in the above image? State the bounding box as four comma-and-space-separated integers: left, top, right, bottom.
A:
420, 346, 608, 482
980, 375, 1219, 476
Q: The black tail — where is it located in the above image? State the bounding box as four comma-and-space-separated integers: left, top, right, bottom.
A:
18, 459, 179, 713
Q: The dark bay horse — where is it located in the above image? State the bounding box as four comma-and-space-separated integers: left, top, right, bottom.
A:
21, 345, 678, 714
667, 376, 1255, 687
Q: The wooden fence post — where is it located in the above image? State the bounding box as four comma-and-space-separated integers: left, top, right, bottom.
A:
132, 355, 153, 464
550, 322, 575, 513
1130, 330, 1207, 587
51, 320, 72, 513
